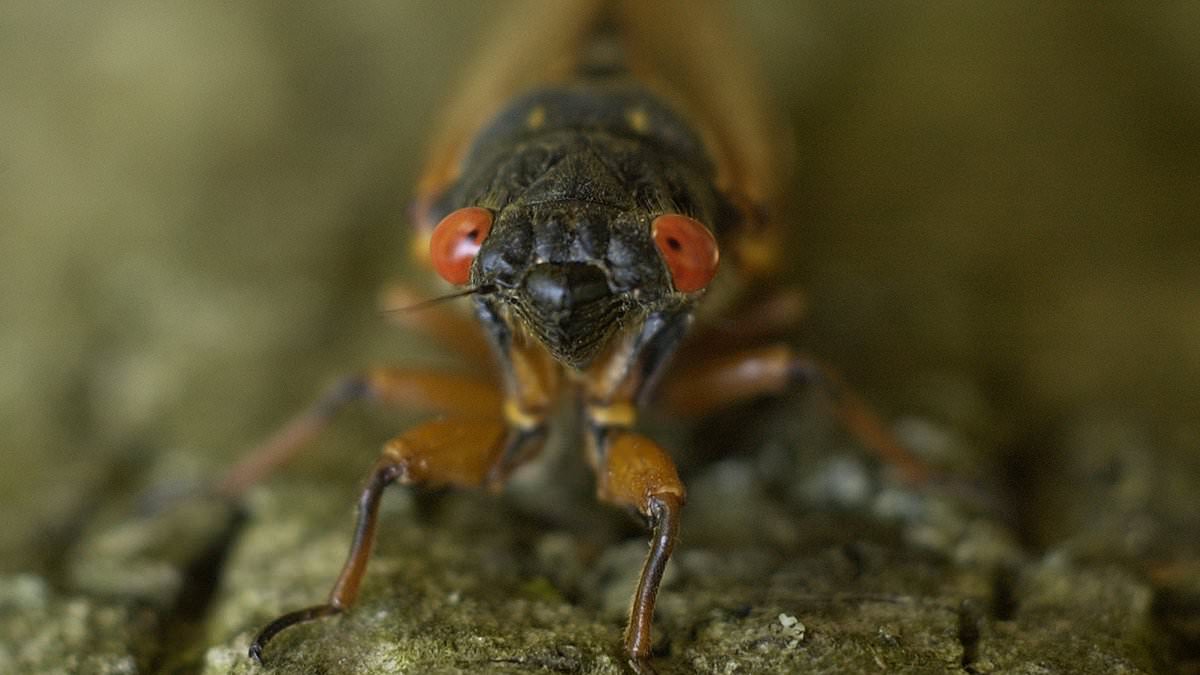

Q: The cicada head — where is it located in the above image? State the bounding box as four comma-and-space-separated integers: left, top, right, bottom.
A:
427, 90, 727, 369
475, 202, 651, 368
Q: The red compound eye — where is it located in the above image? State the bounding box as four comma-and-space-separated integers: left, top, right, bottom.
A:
430, 207, 493, 285
652, 213, 719, 293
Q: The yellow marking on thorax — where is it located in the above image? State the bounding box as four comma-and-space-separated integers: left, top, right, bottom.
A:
504, 399, 542, 431
587, 401, 638, 429
735, 235, 780, 277
626, 107, 649, 134
526, 105, 547, 130
409, 230, 431, 266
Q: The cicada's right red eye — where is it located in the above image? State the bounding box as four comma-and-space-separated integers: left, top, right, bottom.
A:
652, 213, 719, 293
430, 207, 493, 285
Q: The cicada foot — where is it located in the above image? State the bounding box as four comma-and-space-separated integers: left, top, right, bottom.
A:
627, 654, 659, 675
248, 604, 342, 664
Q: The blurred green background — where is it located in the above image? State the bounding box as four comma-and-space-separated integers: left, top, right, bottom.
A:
2, 1, 1197, 571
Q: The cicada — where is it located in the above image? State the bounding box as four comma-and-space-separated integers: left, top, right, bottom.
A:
228, 2, 926, 672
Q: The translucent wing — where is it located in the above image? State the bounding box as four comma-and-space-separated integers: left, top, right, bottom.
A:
414, 0, 609, 219
619, 0, 791, 275
618, 1, 791, 215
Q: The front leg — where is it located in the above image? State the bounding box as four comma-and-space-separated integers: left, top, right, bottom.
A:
587, 407, 685, 674
249, 302, 555, 664
248, 415, 543, 664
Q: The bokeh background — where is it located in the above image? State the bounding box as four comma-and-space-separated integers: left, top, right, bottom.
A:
2, 0, 1197, 650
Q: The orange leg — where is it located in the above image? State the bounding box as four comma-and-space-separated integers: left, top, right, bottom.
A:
217, 281, 498, 497
215, 368, 501, 498
659, 344, 930, 484
248, 416, 539, 664
592, 428, 685, 674
681, 286, 807, 355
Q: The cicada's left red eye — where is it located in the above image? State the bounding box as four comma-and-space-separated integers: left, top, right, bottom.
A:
430, 207, 493, 285
652, 213, 719, 293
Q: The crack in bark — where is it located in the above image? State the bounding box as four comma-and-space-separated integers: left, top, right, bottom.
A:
990, 565, 1017, 621
148, 507, 247, 675
37, 454, 144, 590
1152, 588, 1200, 674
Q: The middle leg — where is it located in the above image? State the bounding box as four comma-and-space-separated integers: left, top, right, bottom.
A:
658, 344, 931, 484
215, 368, 502, 498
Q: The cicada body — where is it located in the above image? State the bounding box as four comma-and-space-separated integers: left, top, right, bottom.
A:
404, 0, 794, 469
403, 7, 791, 664
236, 2, 921, 672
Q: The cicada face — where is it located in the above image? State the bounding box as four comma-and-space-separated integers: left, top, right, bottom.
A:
475, 200, 664, 368
427, 86, 726, 369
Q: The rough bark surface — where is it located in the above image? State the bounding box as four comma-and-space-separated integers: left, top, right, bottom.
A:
2, 3, 1198, 674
